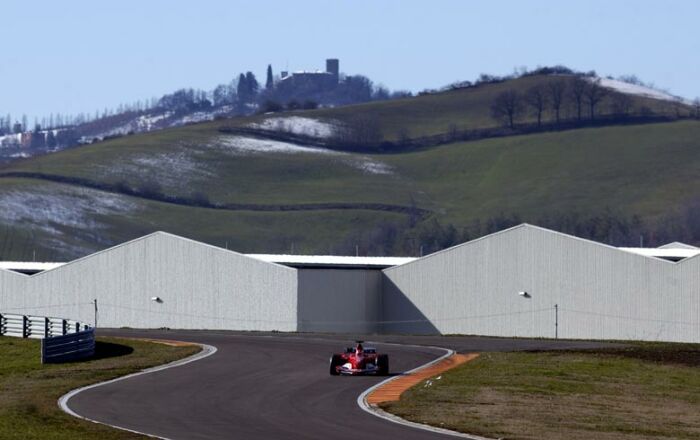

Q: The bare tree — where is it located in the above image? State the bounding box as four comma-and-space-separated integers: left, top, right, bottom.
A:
490, 89, 523, 129
611, 92, 633, 117
336, 114, 382, 147
525, 85, 548, 127
570, 77, 588, 121
672, 101, 683, 119
547, 79, 566, 124
447, 123, 458, 141
584, 79, 608, 120
397, 127, 410, 145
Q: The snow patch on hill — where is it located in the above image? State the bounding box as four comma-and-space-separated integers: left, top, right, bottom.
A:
250, 116, 338, 138
216, 136, 336, 155
591, 78, 684, 103
134, 112, 172, 131
352, 159, 393, 175
0, 133, 22, 148
213, 135, 393, 175
92, 112, 174, 139
0, 186, 138, 236
100, 150, 214, 187
86, 106, 235, 142
179, 112, 216, 124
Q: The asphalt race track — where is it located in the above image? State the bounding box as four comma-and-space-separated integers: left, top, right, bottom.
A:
67, 330, 617, 439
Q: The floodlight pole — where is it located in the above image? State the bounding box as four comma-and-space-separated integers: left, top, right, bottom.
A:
554, 304, 558, 339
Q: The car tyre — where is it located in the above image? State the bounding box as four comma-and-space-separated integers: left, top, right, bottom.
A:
330, 354, 342, 375
377, 354, 389, 376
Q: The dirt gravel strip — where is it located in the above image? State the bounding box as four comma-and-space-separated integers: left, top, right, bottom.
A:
125, 338, 200, 347
359, 351, 492, 440
366, 353, 479, 404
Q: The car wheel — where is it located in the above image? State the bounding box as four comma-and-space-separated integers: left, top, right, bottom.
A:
377, 354, 389, 376
330, 354, 342, 376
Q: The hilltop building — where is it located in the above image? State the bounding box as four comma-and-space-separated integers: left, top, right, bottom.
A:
277, 58, 340, 96
20, 132, 33, 148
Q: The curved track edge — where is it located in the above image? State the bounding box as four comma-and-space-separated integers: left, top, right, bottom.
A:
357, 343, 494, 440
58, 342, 218, 440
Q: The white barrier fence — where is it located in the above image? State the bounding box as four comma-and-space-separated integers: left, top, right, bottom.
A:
0, 312, 94, 363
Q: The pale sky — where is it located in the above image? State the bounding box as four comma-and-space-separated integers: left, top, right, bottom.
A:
1, 0, 698, 120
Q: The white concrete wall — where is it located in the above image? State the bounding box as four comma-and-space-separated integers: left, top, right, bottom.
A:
0, 233, 298, 331
383, 224, 700, 342
297, 269, 381, 333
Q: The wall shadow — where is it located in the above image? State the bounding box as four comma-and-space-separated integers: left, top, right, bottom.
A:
295, 270, 439, 335
91, 340, 134, 360
380, 276, 440, 335
297, 269, 383, 334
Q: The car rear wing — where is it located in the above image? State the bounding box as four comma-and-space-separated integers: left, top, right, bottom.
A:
345, 347, 377, 353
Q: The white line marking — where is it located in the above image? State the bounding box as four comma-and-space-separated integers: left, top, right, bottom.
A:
357, 342, 495, 440
58, 342, 218, 440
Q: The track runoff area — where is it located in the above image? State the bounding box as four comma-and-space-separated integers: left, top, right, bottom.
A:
63, 330, 613, 440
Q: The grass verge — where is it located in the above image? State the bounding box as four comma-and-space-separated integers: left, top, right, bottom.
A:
0, 336, 200, 439
381, 343, 700, 440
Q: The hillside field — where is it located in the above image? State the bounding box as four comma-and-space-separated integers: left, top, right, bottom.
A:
1, 116, 699, 261
0, 73, 698, 261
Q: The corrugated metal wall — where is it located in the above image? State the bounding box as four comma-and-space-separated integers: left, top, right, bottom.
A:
3, 226, 699, 341
0, 232, 298, 331
383, 224, 700, 342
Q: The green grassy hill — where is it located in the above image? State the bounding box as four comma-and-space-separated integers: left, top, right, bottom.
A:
394, 120, 700, 223
0, 75, 698, 261
284, 74, 689, 141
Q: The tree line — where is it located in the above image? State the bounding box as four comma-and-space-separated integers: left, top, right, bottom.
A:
332, 204, 700, 258
490, 75, 699, 130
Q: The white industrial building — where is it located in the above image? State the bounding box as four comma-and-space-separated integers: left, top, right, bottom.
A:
1, 225, 699, 342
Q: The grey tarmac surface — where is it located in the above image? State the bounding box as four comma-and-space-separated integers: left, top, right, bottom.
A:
67, 329, 619, 440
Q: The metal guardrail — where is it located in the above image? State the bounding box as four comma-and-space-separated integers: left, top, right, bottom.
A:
0, 312, 94, 363
41, 327, 95, 363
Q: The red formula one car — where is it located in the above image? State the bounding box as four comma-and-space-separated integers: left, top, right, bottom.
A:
329, 341, 389, 376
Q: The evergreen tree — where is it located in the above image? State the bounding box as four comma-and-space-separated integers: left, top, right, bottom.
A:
30, 123, 45, 149
237, 73, 248, 103
266, 64, 274, 90
245, 71, 259, 100
46, 130, 57, 149
0, 114, 9, 135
